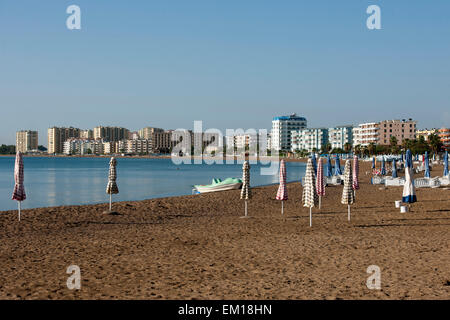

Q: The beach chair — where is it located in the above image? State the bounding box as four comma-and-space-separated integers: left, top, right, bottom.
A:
438, 176, 450, 186
371, 176, 385, 185
325, 176, 342, 185
384, 177, 405, 187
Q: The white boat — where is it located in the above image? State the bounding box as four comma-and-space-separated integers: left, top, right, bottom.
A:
193, 178, 242, 194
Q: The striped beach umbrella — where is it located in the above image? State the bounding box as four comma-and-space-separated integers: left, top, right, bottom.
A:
334, 154, 342, 176
311, 153, 317, 175
276, 160, 288, 214
302, 158, 318, 227
316, 158, 325, 209
240, 161, 251, 217
444, 151, 449, 177
12, 151, 26, 221
341, 160, 355, 221
326, 153, 333, 177
392, 159, 398, 178
424, 152, 430, 178
381, 157, 386, 175
106, 157, 119, 213
352, 155, 359, 192
402, 149, 417, 205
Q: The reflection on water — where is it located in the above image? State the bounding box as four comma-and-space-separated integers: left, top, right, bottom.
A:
0, 157, 306, 211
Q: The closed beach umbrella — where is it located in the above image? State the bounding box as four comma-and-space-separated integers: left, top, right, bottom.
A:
444, 151, 449, 177
341, 160, 355, 221
106, 157, 119, 213
352, 155, 359, 193
276, 160, 288, 214
311, 153, 317, 175
381, 157, 386, 175
401, 153, 404, 163
334, 154, 342, 176
240, 161, 251, 217
302, 158, 318, 227
316, 158, 325, 209
326, 153, 333, 177
424, 152, 430, 178
402, 149, 417, 205
12, 151, 26, 221
372, 156, 376, 169
392, 159, 398, 178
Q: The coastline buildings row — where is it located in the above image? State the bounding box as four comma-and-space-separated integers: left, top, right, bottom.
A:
15, 117, 450, 155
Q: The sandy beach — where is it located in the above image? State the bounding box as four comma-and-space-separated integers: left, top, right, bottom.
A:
0, 161, 449, 300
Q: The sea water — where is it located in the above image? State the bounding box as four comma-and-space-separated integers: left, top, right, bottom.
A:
0, 157, 306, 211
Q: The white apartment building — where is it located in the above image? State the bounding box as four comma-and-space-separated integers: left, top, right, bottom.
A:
328, 126, 353, 150
353, 122, 379, 146
118, 139, 152, 154
291, 128, 328, 152
63, 139, 104, 155
271, 114, 307, 151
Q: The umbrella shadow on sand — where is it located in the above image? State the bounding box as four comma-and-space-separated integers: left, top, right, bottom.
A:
355, 223, 450, 228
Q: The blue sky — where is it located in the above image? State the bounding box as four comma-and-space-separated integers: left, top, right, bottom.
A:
1, 0, 449, 145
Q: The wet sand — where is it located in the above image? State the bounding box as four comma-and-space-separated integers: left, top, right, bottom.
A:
0, 161, 449, 299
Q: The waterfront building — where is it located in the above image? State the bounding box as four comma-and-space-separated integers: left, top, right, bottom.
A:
416, 128, 438, 141
271, 114, 307, 151
291, 128, 328, 153
378, 119, 417, 145
94, 126, 129, 142
80, 129, 93, 139
63, 139, 104, 155
352, 122, 379, 146
48, 127, 81, 154
328, 125, 353, 150
438, 128, 450, 150
16, 130, 38, 153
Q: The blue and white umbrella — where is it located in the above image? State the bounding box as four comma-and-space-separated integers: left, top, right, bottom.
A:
444, 151, 449, 177
311, 153, 317, 175
381, 157, 386, 175
372, 156, 375, 169
402, 149, 417, 204
326, 153, 333, 177
424, 152, 431, 178
392, 159, 398, 178
334, 154, 342, 176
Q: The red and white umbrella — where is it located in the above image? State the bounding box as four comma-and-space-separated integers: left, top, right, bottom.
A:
12, 151, 26, 221
276, 160, 288, 214
316, 158, 325, 209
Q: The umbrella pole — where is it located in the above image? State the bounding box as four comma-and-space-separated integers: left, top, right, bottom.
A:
309, 206, 312, 227
109, 194, 112, 212
281, 200, 284, 215
348, 205, 351, 221
18, 201, 21, 221
245, 200, 248, 217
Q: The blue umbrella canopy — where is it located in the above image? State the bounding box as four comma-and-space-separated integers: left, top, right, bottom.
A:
406, 149, 413, 168
326, 153, 333, 177
334, 154, 342, 175
424, 152, 430, 178
372, 157, 375, 169
381, 157, 386, 175
392, 159, 398, 178
311, 153, 317, 175
403, 149, 417, 204
444, 151, 449, 176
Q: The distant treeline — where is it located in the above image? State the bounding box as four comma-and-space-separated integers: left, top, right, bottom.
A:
0, 145, 16, 154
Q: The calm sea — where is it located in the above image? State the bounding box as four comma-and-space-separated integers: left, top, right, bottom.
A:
0, 157, 306, 211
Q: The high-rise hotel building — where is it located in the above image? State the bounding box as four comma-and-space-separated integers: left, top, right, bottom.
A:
16, 130, 38, 153
93, 126, 129, 142
271, 114, 307, 151
48, 127, 81, 154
